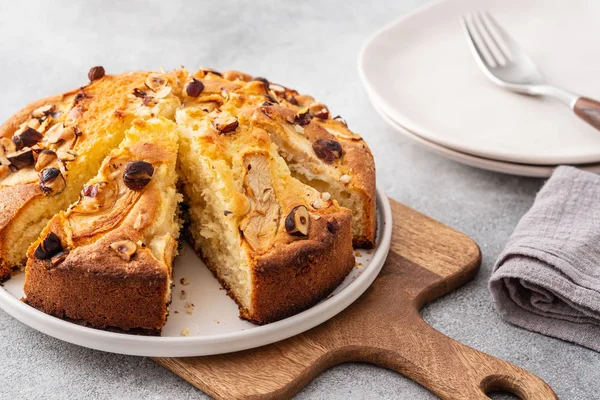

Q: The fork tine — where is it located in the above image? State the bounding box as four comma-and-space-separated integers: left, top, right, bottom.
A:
461, 14, 496, 69
473, 12, 507, 66
479, 12, 513, 62
481, 12, 519, 60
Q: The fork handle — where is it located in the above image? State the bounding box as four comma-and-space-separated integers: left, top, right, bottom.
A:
574, 97, 600, 131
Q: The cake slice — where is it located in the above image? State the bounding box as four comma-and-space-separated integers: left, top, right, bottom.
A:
0, 68, 182, 281
24, 117, 181, 333
181, 69, 377, 248
176, 98, 355, 324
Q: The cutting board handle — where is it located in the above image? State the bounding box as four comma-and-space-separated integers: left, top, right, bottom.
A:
354, 314, 557, 400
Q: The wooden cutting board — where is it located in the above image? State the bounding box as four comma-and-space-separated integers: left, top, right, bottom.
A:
155, 199, 557, 399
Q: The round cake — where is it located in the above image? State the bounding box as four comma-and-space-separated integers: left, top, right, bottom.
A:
0, 67, 377, 332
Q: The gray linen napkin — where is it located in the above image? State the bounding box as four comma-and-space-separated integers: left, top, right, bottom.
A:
490, 166, 600, 351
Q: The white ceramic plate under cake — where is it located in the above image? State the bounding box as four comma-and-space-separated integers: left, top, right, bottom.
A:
359, 0, 600, 165
0, 189, 391, 358
368, 92, 600, 178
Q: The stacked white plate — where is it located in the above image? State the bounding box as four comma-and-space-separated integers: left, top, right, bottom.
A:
359, 0, 600, 177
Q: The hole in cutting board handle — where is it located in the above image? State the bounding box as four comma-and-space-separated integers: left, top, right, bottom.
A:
486, 392, 520, 400
481, 374, 526, 400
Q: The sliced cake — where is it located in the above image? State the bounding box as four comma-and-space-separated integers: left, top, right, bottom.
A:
176, 93, 355, 324
0, 68, 182, 281
24, 117, 181, 333
0, 66, 377, 332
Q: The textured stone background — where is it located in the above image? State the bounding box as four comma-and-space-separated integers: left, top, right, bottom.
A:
0, 0, 598, 399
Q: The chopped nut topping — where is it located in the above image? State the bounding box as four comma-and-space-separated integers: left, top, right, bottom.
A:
184, 302, 195, 315
264, 94, 279, 104
35, 150, 57, 171
269, 84, 286, 95
88, 66, 105, 82
252, 77, 270, 91
180, 277, 190, 286
153, 85, 172, 99
45, 123, 75, 144
285, 205, 310, 237
14, 127, 43, 148
312, 139, 343, 163
180, 290, 187, 300
294, 125, 305, 134
321, 192, 331, 201
339, 174, 351, 184
145, 73, 168, 92
333, 115, 348, 127
311, 198, 330, 210
7, 148, 34, 169
185, 78, 204, 97
222, 70, 252, 81
180, 328, 190, 337
261, 107, 274, 119
294, 108, 312, 126
109, 240, 137, 261
123, 161, 154, 190
65, 106, 84, 125
39, 167, 66, 195
27, 118, 41, 130
56, 150, 77, 162
309, 103, 330, 119
50, 251, 68, 268
34, 232, 63, 260
212, 116, 239, 134
199, 68, 222, 77
133, 211, 148, 230
82, 184, 98, 197
133, 88, 147, 98
73, 91, 88, 105
32, 105, 56, 119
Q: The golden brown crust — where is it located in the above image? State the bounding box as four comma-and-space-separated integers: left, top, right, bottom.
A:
248, 208, 354, 324
25, 223, 170, 331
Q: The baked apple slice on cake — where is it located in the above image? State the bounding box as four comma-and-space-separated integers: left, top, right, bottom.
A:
24, 117, 181, 333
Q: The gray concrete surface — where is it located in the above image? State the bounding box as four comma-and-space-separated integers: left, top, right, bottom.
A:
0, 0, 597, 399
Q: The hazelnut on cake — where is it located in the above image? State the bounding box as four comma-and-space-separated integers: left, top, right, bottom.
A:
0, 68, 182, 281
24, 117, 181, 333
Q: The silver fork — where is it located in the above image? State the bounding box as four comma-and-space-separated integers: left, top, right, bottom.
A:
461, 12, 600, 132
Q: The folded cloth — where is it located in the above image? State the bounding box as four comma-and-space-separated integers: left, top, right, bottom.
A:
490, 166, 600, 351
